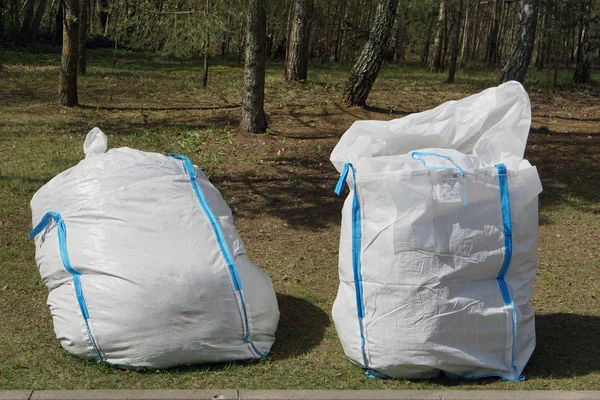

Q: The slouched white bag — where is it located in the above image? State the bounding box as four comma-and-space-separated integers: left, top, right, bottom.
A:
331, 81, 542, 381
29, 128, 279, 368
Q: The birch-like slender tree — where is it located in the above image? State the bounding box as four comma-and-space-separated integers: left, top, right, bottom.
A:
430, 0, 446, 72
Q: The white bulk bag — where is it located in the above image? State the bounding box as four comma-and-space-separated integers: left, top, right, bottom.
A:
29, 128, 279, 368
331, 81, 542, 381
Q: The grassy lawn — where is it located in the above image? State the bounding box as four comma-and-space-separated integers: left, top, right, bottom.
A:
1, 47, 599, 390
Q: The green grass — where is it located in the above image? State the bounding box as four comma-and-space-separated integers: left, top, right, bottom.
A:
1, 47, 599, 390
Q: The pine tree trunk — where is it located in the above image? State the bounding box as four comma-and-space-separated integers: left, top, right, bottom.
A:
58, 0, 80, 107
496, 0, 510, 65
30, 0, 48, 42
421, 11, 435, 64
499, 0, 539, 83
395, 10, 407, 65
334, 0, 347, 62
343, 0, 399, 106
486, 0, 501, 66
574, 15, 598, 83
240, 0, 268, 133
96, 0, 108, 35
430, 0, 446, 72
536, 0, 551, 70
78, 0, 88, 75
447, 0, 463, 83
202, 0, 210, 87
470, 0, 480, 59
54, 2, 63, 44
202, 35, 209, 87
19, 0, 36, 43
285, 0, 312, 81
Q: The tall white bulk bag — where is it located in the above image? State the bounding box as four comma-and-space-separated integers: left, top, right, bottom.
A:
29, 128, 279, 368
331, 81, 542, 381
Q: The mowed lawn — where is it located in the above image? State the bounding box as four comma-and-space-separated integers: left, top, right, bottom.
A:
1, 47, 599, 390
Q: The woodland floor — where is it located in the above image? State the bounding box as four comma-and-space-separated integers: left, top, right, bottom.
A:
1, 47, 599, 390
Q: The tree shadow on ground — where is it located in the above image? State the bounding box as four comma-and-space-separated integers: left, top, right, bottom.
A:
525, 313, 600, 378
79, 104, 240, 112
268, 294, 330, 360
525, 128, 600, 221
214, 158, 344, 231
363, 104, 416, 116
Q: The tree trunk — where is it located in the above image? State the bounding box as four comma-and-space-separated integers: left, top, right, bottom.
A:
240, 0, 268, 133
19, 0, 36, 43
30, 0, 48, 42
343, 0, 399, 106
202, 0, 210, 87
486, 0, 501, 66
54, 1, 63, 44
430, 0, 446, 72
470, 0, 480, 59
574, 15, 598, 83
58, 0, 80, 107
96, 0, 108, 35
447, 0, 463, 83
78, 0, 88, 75
202, 34, 209, 87
333, 0, 347, 62
496, 0, 510, 65
499, 0, 540, 83
394, 8, 407, 65
421, 11, 435, 64
440, 10, 449, 70
285, 0, 312, 81
461, 0, 470, 61
536, 0, 551, 70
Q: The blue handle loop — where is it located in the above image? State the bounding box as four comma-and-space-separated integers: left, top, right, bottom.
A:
334, 162, 352, 195
411, 151, 468, 206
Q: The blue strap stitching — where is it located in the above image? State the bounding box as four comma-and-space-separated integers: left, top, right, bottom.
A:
335, 162, 368, 369
169, 154, 267, 359
29, 212, 102, 362
495, 163, 523, 382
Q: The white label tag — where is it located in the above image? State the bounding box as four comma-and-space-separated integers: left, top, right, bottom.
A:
436, 174, 462, 203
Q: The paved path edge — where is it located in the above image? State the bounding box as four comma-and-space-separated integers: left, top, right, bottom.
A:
0, 390, 599, 400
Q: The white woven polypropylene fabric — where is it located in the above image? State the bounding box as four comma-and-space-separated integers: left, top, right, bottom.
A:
331, 81, 542, 380
30, 129, 279, 368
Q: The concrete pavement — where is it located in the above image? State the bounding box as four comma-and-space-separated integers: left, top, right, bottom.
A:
1, 391, 600, 400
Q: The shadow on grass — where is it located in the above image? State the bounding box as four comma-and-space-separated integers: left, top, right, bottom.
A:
79, 104, 240, 112
269, 294, 330, 360
525, 313, 600, 378
363, 104, 415, 116
215, 159, 343, 231
527, 127, 600, 220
